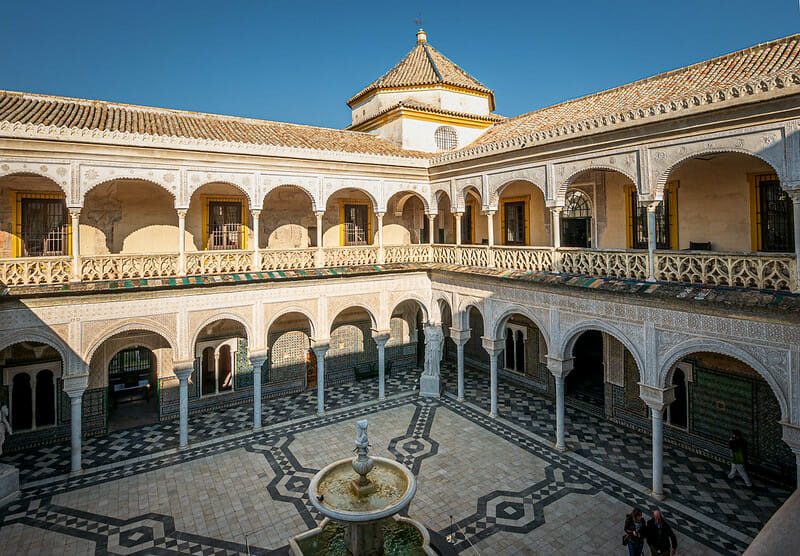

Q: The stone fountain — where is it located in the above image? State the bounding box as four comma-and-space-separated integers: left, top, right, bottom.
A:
290, 419, 434, 555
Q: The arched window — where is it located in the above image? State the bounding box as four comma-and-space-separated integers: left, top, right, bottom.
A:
434, 126, 458, 151
5, 364, 61, 432
561, 190, 593, 248
198, 340, 237, 396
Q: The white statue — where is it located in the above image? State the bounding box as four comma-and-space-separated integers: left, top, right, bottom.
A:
423, 325, 444, 377
0, 405, 12, 457
356, 419, 369, 448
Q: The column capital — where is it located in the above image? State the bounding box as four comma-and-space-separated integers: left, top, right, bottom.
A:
546, 356, 574, 378
481, 336, 504, 355
251, 208, 262, 216
375, 211, 386, 218
785, 188, 800, 202
638, 383, 675, 412
454, 211, 464, 218
68, 208, 81, 219
312, 339, 330, 355
549, 205, 564, 214
249, 349, 269, 369
173, 360, 194, 381
644, 199, 662, 213
449, 327, 470, 345
371, 329, 391, 346
781, 421, 800, 451
314, 211, 326, 218
62, 374, 88, 397
482, 209, 496, 217
176, 208, 188, 218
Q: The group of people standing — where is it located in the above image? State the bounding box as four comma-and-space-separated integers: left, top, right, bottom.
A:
623, 509, 676, 556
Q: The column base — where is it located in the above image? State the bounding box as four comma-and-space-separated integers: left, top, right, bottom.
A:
554, 442, 567, 452
650, 491, 665, 501
0, 464, 20, 508
456, 396, 464, 402
419, 375, 440, 398
489, 412, 497, 419
316, 411, 326, 418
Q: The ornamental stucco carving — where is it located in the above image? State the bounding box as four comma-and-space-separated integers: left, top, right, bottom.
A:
79, 164, 179, 203
322, 177, 382, 210
486, 166, 546, 207
0, 160, 71, 198
260, 173, 320, 211
383, 180, 430, 212
186, 169, 257, 206
554, 152, 639, 200
453, 177, 484, 210
648, 128, 786, 195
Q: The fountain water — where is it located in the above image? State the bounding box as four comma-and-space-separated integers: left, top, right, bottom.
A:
290, 419, 434, 555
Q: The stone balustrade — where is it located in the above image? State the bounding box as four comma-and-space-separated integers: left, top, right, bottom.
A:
0, 246, 795, 292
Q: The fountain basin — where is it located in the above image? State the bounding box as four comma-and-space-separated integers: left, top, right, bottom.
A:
289, 516, 435, 556
309, 456, 417, 522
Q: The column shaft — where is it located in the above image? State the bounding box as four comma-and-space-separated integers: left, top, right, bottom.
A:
489, 353, 498, 418
455, 214, 462, 246
792, 197, 800, 292
378, 343, 386, 400
315, 212, 324, 267
377, 213, 385, 264
70, 395, 82, 474
457, 343, 465, 401
178, 210, 187, 276
647, 204, 658, 281
487, 212, 495, 247
428, 214, 435, 245
314, 347, 328, 416
179, 374, 189, 448
252, 210, 261, 271
652, 408, 664, 499
555, 375, 566, 450
70, 209, 81, 281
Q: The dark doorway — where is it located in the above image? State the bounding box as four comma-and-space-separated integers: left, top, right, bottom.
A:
567, 331, 604, 409
107, 346, 159, 431
306, 349, 317, 390
669, 368, 688, 428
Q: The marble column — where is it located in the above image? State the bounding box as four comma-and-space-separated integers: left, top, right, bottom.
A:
251, 209, 261, 271
69, 208, 81, 282
315, 211, 325, 267
372, 331, 391, 401
376, 212, 385, 264
482, 338, 504, 418
177, 209, 187, 276
455, 213, 463, 246
789, 191, 800, 292
551, 206, 562, 273
780, 422, 800, 488
547, 356, 574, 451
646, 201, 660, 282
486, 210, 496, 267
63, 374, 88, 476
449, 328, 470, 402
639, 384, 676, 500
428, 214, 436, 245
249, 350, 268, 429
312, 341, 329, 416
174, 361, 194, 449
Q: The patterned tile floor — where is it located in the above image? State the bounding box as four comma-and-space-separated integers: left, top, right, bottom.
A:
1, 367, 420, 483
0, 364, 792, 555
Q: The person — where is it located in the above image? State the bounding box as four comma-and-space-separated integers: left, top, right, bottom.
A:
645, 510, 677, 556
727, 430, 752, 487
624, 507, 646, 556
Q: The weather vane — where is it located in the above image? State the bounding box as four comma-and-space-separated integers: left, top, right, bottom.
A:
414, 11, 424, 27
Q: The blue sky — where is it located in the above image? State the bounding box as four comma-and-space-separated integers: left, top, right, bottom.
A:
1, 1, 798, 128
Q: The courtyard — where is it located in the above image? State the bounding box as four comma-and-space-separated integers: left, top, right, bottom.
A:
0, 365, 789, 555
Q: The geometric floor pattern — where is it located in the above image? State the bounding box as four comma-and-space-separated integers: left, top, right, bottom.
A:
0, 364, 792, 555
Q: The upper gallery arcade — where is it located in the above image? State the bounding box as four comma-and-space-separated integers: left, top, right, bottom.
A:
1, 30, 800, 496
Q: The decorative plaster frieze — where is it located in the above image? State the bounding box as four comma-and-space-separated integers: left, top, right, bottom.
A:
78, 163, 179, 203
486, 166, 546, 207
185, 169, 257, 205
553, 151, 638, 200
0, 159, 72, 197
321, 177, 382, 210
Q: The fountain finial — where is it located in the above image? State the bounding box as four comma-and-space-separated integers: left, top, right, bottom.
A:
356, 419, 369, 448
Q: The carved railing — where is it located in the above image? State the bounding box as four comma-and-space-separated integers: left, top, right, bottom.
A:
0, 246, 795, 292
384, 244, 432, 264
323, 246, 379, 267
81, 253, 178, 281
185, 250, 253, 275
0, 256, 71, 285
654, 250, 795, 292
457, 245, 490, 267
259, 248, 317, 271
559, 247, 649, 280
432, 245, 457, 264
493, 246, 555, 273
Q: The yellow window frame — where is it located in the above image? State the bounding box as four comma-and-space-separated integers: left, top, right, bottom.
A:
748, 173, 780, 252
338, 199, 373, 246
624, 183, 678, 249
12, 191, 71, 257
202, 195, 248, 250
500, 195, 530, 246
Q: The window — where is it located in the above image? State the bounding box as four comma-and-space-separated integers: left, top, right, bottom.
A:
208, 201, 243, 250
502, 196, 529, 246
561, 190, 592, 248
340, 201, 371, 245
434, 126, 458, 151
14, 192, 70, 257
750, 174, 794, 252
108, 346, 153, 401
3, 362, 61, 432
626, 183, 677, 250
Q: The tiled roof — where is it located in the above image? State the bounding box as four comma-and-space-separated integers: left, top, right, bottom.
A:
444, 33, 800, 159
0, 90, 431, 158
347, 100, 504, 130
347, 35, 494, 106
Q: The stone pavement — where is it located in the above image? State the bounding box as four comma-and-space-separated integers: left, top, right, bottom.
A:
0, 364, 793, 555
